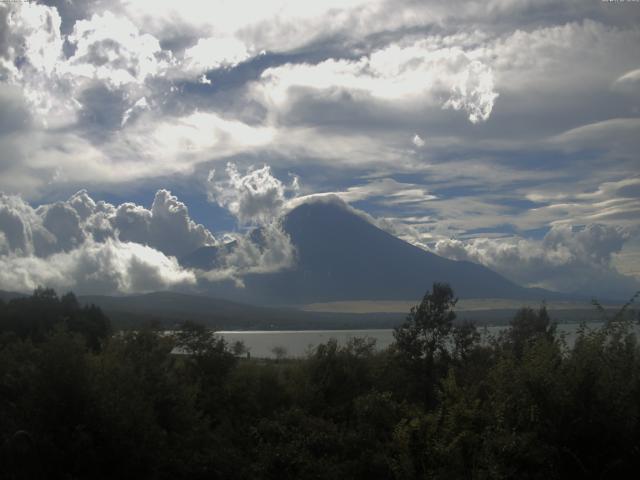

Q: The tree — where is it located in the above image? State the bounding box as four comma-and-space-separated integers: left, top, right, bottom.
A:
452, 320, 480, 362
304, 338, 376, 418
231, 340, 249, 357
393, 282, 457, 406
271, 345, 288, 362
507, 305, 555, 357
61, 293, 111, 351
174, 321, 236, 422
394, 283, 457, 362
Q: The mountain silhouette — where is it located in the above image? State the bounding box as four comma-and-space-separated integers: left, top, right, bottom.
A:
182, 199, 558, 305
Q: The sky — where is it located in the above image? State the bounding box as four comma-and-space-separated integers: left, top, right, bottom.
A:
0, 0, 639, 299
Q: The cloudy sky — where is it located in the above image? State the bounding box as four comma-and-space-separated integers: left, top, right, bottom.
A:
0, 0, 639, 298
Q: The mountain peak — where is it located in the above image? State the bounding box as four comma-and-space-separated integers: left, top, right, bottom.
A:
184, 198, 558, 305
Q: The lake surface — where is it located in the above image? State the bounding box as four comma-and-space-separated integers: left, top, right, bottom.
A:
217, 322, 636, 359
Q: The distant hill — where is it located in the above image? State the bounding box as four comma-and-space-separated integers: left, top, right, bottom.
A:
77, 291, 404, 330
0, 290, 27, 302
3, 289, 613, 330
183, 200, 563, 305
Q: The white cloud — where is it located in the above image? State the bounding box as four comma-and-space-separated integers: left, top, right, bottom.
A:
412, 134, 425, 147
200, 222, 297, 287
548, 118, 640, 158
3, 2, 62, 77
63, 11, 170, 88
0, 189, 216, 259
616, 68, 640, 83
204, 163, 298, 284
304, 178, 437, 206
0, 193, 56, 256
0, 186, 201, 297
489, 20, 640, 94
254, 40, 499, 124
0, 4, 170, 129
0, 238, 196, 295
121, 96, 149, 126
208, 162, 297, 226
183, 36, 251, 74
39, 201, 86, 253
118, 0, 374, 55
0, 186, 299, 294
614, 67, 640, 93
147, 189, 217, 257
119, 0, 612, 66
0, 169, 312, 293
0, 2, 72, 127
78, 189, 218, 258
0, 110, 279, 198
2, 3, 638, 203
433, 224, 640, 298
115, 111, 275, 177
519, 176, 640, 230
442, 59, 498, 123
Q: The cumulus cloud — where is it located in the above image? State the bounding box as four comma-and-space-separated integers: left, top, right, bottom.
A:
5, 189, 217, 259
208, 162, 297, 225
147, 189, 217, 257
39, 201, 86, 253
0, 238, 196, 295
0, 193, 56, 256
204, 163, 299, 285
434, 224, 640, 299
0, 189, 216, 293
0, 176, 302, 293
199, 222, 297, 288
69, 189, 218, 258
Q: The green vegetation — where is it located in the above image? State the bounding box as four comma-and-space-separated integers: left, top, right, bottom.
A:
1, 284, 639, 479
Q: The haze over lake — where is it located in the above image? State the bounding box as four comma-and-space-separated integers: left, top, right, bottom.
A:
218, 322, 635, 359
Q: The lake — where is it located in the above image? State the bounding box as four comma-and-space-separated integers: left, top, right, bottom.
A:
217, 322, 636, 359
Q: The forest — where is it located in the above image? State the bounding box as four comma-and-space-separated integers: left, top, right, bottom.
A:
1, 285, 639, 479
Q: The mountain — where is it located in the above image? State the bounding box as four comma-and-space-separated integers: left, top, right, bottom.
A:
0, 290, 27, 302
183, 200, 560, 305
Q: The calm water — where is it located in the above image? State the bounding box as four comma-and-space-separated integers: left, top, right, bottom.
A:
217, 322, 636, 359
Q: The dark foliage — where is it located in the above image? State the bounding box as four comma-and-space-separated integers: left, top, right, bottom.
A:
0, 287, 110, 350
0, 285, 639, 479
